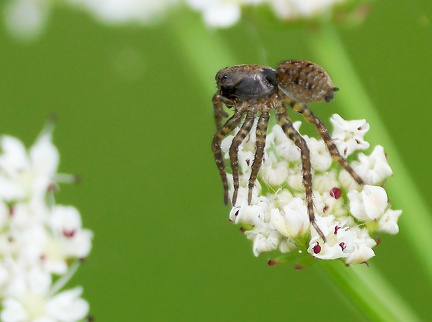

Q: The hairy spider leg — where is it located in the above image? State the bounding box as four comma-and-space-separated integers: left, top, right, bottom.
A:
212, 94, 230, 130
230, 110, 256, 206
212, 104, 249, 205
275, 104, 327, 242
290, 100, 365, 186
248, 106, 271, 205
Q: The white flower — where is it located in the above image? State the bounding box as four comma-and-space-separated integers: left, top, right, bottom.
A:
1, 267, 89, 322
4, 0, 180, 40
270, 189, 294, 209
270, 198, 309, 238
0, 125, 93, 318
9, 196, 49, 231
267, 0, 346, 20
14, 205, 93, 275
229, 202, 267, 225
68, 0, 179, 25
187, 0, 242, 27
35, 205, 93, 274
305, 136, 332, 172
331, 114, 370, 157
377, 208, 402, 234
308, 216, 376, 264
352, 145, 393, 185
286, 167, 304, 191
260, 152, 289, 186
245, 224, 281, 256
312, 169, 339, 194
4, 0, 51, 41
222, 132, 256, 176
188, 0, 345, 27
49, 205, 93, 259
344, 227, 377, 265
272, 124, 301, 162
0, 132, 59, 202
308, 215, 350, 260
348, 185, 388, 221
4, 0, 349, 40
312, 190, 348, 218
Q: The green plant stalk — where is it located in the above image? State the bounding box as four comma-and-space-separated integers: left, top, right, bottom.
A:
172, 11, 421, 321
171, 11, 237, 99
309, 24, 432, 278
321, 261, 420, 321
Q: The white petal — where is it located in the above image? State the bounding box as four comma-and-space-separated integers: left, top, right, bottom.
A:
312, 170, 339, 194
345, 244, 375, 264
0, 135, 30, 176
27, 267, 52, 295
50, 205, 82, 232
354, 145, 393, 184
46, 287, 89, 321
306, 137, 332, 171
260, 158, 289, 186
377, 209, 402, 234
246, 227, 280, 256
0, 176, 25, 201
69, 0, 178, 24
1, 298, 29, 322
62, 229, 94, 258
348, 186, 388, 221
30, 132, 59, 177
362, 186, 388, 220
279, 198, 309, 237
203, 3, 241, 27
331, 114, 370, 157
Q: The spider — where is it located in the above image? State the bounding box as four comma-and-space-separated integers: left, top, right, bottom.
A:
211, 60, 365, 241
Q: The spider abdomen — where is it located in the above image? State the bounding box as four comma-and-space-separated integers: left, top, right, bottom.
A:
276, 60, 338, 103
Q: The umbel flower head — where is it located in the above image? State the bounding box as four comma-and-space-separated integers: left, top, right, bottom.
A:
223, 114, 401, 267
4, 0, 349, 40
187, 0, 347, 27
0, 124, 92, 321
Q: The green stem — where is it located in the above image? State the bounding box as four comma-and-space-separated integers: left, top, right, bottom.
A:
49, 260, 81, 296
170, 10, 237, 98
309, 24, 432, 280
321, 261, 421, 321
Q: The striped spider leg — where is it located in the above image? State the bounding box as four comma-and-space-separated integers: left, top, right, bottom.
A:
211, 64, 277, 206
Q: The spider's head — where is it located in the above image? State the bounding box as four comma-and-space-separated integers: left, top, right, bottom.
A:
216, 65, 277, 101
276, 60, 339, 103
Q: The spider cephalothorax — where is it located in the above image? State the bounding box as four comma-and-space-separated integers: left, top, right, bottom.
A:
211, 60, 365, 241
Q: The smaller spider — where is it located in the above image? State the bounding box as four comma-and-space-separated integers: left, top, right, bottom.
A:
211, 60, 365, 241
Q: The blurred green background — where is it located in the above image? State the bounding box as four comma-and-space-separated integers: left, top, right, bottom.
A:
1, 0, 432, 321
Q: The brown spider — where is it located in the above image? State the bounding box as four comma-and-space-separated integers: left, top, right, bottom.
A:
211, 60, 365, 241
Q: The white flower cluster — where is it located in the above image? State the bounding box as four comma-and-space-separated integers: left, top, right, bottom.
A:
0, 127, 92, 321
223, 114, 401, 266
3, 0, 346, 39
188, 0, 346, 27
